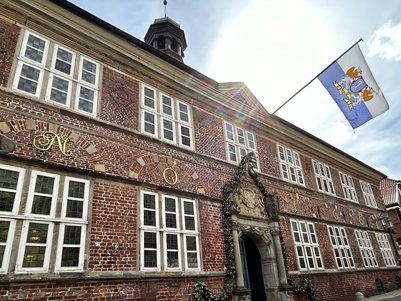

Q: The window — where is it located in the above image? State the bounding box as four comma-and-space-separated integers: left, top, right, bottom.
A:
141, 85, 193, 149
360, 181, 377, 208
339, 172, 358, 202
139, 191, 200, 272
355, 230, 378, 267
13, 30, 99, 116
327, 226, 354, 269
277, 145, 304, 185
0, 164, 89, 274
376, 233, 397, 267
313, 160, 335, 195
290, 220, 323, 271
224, 122, 258, 167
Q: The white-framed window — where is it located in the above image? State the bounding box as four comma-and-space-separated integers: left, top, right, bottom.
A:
224, 122, 258, 168
140, 85, 193, 149
290, 220, 323, 271
0, 164, 25, 215
313, 160, 335, 195
376, 233, 397, 267
0, 163, 90, 274
355, 230, 378, 267
277, 145, 304, 185
339, 172, 358, 202
0, 219, 16, 273
13, 30, 100, 116
327, 226, 354, 269
360, 181, 377, 208
139, 191, 200, 272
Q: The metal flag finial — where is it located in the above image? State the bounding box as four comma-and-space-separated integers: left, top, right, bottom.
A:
163, 0, 167, 17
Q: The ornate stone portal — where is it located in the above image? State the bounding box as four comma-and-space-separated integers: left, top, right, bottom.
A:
228, 152, 291, 301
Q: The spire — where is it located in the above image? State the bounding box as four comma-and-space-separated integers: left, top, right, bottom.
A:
144, 1, 187, 62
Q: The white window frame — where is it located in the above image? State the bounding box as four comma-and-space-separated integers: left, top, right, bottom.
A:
0, 164, 25, 216
15, 221, 54, 274
140, 84, 193, 149
327, 226, 355, 269
25, 170, 60, 218
224, 121, 258, 167
360, 181, 377, 208
13, 30, 99, 116
55, 177, 89, 272
290, 219, 323, 271
376, 233, 397, 267
0, 219, 16, 274
139, 192, 200, 272
355, 230, 378, 267
313, 160, 335, 195
277, 145, 304, 186
339, 172, 358, 202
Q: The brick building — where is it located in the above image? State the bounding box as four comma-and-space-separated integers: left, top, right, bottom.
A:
0, 0, 400, 300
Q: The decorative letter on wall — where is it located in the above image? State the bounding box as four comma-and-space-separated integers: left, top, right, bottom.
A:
33, 131, 72, 156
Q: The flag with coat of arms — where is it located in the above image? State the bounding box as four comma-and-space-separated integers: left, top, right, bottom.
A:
318, 44, 389, 129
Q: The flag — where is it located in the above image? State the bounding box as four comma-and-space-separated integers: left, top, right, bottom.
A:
318, 44, 389, 129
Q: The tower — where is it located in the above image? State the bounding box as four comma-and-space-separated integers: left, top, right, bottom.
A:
144, 1, 187, 62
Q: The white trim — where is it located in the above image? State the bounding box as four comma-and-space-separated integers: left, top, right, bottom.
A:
45, 73, 72, 108
12, 61, 45, 98
181, 199, 198, 233
0, 164, 25, 215
161, 117, 176, 144
278, 145, 304, 186
163, 232, 182, 271
51, 44, 75, 77
61, 177, 90, 221
141, 110, 158, 138
375, 232, 397, 267
140, 191, 159, 229
313, 160, 336, 195
140, 230, 160, 271
184, 234, 201, 271
327, 225, 355, 269
142, 84, 157, 111
354, 230, 378, 267
55, 223, 86, 272
15, 220, 54, 273
20, 30, 49, 66
360, 180, 377, 208
160, 93, 175, 118
177, 100, 191, 125
79, 56, 99, 88
178, 124, 193, 149
75, 84, 98, 116
339, 172, 358, 203
162, 195, 179, 230
0, 218, 16, 274
26, 170, 59, 218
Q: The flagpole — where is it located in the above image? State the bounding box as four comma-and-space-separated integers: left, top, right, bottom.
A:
271, 38, 363, 115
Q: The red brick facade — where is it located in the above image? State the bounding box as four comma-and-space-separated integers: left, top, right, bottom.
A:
0, 1, 400, 301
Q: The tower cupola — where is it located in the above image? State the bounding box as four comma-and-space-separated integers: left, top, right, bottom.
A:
144, 1, 187, 62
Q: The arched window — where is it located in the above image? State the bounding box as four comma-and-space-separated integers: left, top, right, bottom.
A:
375, 278, 384, 292
171, 38, 178, 52
157, 35, 165, 49
395, 276, 401, 288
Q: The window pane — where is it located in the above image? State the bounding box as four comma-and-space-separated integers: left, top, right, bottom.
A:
63, 225, 81, 244
144, 210, 156, 226
185, 216, 195, 231
61, 247, 79, 267
179, 103, 189, 122
55, 47, 73, 75
144, 194, 155, 209
0, 191, 16, 212
144, 87, 155, 108
0, 221, 10, 242
144, 232, 157, 248
23, 246, 46, 267
144, 250, 157, 268
35, 175, 54, 194
81, 59, 97, 84
18, 64, 40, 94
24, 34, 46, 63
78, 86, 94, 113
165, 213, 177, 228
144, 112, 155, 134
50, 76, 69, 105
186, 236, 197, 251
187, 253, 198, 268
162, 95, 173, 116
27, 223, 48, 244
31, 195, 52, 215
68, 181, 85, 199
184, 201, 194, 215
66, 200, 83, 218
0, 169, 19, 190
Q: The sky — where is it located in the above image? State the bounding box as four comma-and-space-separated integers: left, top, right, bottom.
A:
69, 0, 401, 180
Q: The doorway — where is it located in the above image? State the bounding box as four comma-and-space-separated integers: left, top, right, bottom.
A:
241, 235, 267, 301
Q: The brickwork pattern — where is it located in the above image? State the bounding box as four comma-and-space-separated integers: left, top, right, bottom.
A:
101, 67, 139, 130
0, 19, 19, 88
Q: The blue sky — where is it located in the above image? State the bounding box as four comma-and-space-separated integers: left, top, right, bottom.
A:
69, 0, 401, 179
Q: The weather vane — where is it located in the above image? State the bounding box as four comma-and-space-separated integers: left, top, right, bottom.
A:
163, 0, 167, 18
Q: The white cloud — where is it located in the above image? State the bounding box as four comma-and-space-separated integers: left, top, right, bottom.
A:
367, 21, 401, 61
